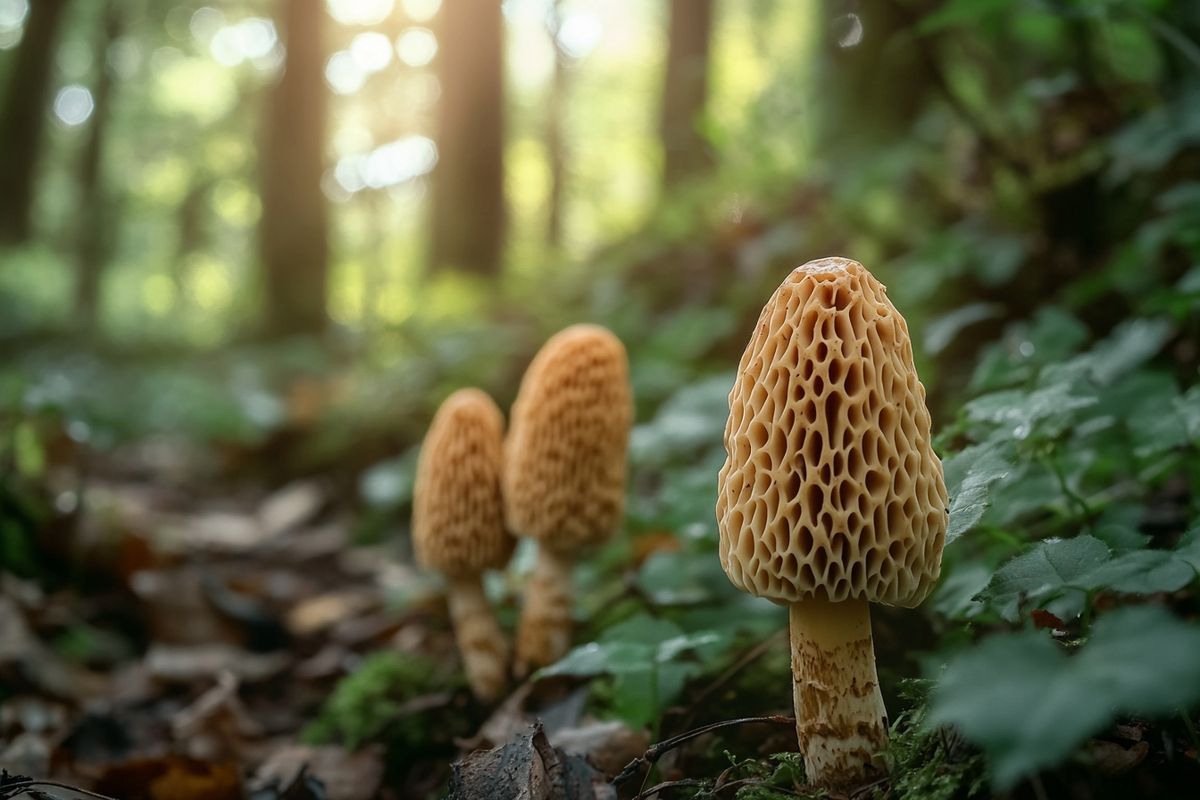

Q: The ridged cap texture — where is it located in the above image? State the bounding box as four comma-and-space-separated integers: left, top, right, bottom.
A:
413, 388, 514, 576
717, 258, 948, 607
504, 324, 633, 554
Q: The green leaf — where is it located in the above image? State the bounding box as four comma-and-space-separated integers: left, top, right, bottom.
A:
980, 536, 1110, 621
964, 380, 1097, 441
1077, 318, 1174, 386
13, 421, 45, 479
1077, 549, 1196, 594
1179, 386, 1200, 442
943, 443, 1012, 544
929, 606, 1200, 788
1173, 527, 1200, 572
924, 303, 1003, 356
917, 0, 1012, 33
539, 613, 725, 727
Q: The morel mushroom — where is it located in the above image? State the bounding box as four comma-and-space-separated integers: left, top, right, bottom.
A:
413, 388, 515, 702
505, 324, 633, 675
716, 257, 948, 788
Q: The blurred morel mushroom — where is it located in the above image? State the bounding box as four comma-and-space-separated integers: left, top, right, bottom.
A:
716, 257, 948, 789
505, 324, 633, 675
413, 388, 515, 702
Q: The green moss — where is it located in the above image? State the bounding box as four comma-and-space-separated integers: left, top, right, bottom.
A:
304, 651, 462, 750
880, 680, 987, 800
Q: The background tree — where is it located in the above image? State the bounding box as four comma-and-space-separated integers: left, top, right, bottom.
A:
259, 0, 329, 338
73, 2, 123, 329
429, 0, 505, 276
0, 0, 71, 244
544, 0, 568, 249
660, 0, 714, 188
816, 0, 929, 154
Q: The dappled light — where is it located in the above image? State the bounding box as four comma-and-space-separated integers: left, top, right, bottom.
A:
2, 1, 1200, 799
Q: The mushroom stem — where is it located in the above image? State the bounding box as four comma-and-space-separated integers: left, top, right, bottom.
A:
446, 575, 509, 702
788, 597, 888, 788
515, 546, 574, 676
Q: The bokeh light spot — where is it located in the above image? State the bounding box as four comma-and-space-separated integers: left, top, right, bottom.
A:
327, 0, 394, 26
350, 31, 393, 72
53, 85, 95, 127
557, 11, 602, 59
0, 0, 28, 29
326, 51, 366, 94
401, 0, 439, 22
189, 6, 225, 43
395, 27, 436, 67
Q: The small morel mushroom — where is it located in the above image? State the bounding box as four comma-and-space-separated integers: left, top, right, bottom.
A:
505, 324, 633, 676
413, 388, 515, 702
716, 257, 948, 789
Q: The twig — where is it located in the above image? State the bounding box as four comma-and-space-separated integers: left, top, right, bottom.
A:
631, 777, 707, 799
1, 781, 121, 800
611, 714, 795, 787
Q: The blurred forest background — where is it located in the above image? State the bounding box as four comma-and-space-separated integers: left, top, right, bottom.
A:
2, 0, 1200, 798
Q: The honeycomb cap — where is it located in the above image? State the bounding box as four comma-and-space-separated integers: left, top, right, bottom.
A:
717, 258, 948, 607
413, 388, 515, 576
504, 324, 633, 554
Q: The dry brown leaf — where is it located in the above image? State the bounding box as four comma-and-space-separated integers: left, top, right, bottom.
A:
95, 756, 241, 800
146, 644, 289, 684
252, 744, 384, 800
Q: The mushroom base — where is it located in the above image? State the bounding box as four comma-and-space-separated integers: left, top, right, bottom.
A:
447, 576, 510, 703
789, 597, 888, 789
515, 546, 574, 676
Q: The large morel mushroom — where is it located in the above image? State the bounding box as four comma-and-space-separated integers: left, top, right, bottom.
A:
716, 257, 948, 788
505, 324, 633, 675
413, 388, 515, 702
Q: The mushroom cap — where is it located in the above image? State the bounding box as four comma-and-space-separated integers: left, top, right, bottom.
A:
504, 324, 633, 554
716, 257, 948, 608
413, 388, 515, 577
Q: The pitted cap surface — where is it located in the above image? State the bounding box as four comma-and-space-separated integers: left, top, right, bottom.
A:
504, 324, 633, 554
717, 258, 948, 607
414, 388, 514, 576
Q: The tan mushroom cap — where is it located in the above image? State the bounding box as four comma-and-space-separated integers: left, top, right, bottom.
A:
413, 388, 514, 577
717, 257, 948, 608
504, 324, 633, 554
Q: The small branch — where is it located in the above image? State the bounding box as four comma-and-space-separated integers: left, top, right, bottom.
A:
1044, 455, 1092, 518
1, 781, 121, 800
631, 777, 707, 799
611, 714, 794, 787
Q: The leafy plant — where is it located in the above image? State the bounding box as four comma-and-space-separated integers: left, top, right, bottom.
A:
927, 606, 1200, 788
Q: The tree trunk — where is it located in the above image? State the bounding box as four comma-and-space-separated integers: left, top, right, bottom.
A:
544, 1, 568, 249
660, 0, 714, 189
817, 0, 929, 155
259, 0, 329, 338
73, 4, 123, 329
429, 0, 505, 276
0, 0, 71, 244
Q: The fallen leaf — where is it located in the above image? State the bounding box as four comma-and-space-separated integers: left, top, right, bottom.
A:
252, 745, 383, 800
258, 481, 325, 539
146, 644, 289, 684
1086, 739, 1149, 775
95, 756, 241, 800
447, 722, 615, 800
286, 590, 378, 638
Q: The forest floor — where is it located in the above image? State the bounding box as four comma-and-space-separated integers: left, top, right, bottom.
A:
0, 441, 801, 800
